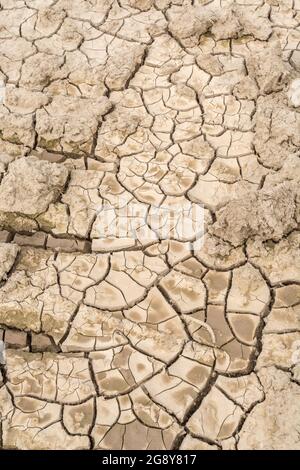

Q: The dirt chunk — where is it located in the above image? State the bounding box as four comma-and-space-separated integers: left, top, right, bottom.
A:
0, 157, 68, 230
211, 184, 297, 247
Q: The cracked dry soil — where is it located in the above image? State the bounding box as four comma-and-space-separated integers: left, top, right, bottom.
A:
0, 0, 300, 451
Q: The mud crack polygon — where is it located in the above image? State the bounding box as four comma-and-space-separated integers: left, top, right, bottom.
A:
0, 0, 300, 451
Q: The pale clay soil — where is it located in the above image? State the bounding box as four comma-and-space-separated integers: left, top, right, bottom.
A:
0, 0, 299, 451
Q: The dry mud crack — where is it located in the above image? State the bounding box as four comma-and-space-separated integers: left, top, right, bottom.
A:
0, 0, 300, 451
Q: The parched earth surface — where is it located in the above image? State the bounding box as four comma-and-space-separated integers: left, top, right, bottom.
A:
0, 0, 300, 451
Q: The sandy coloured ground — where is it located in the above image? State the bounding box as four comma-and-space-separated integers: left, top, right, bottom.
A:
0, 0, 300, 451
